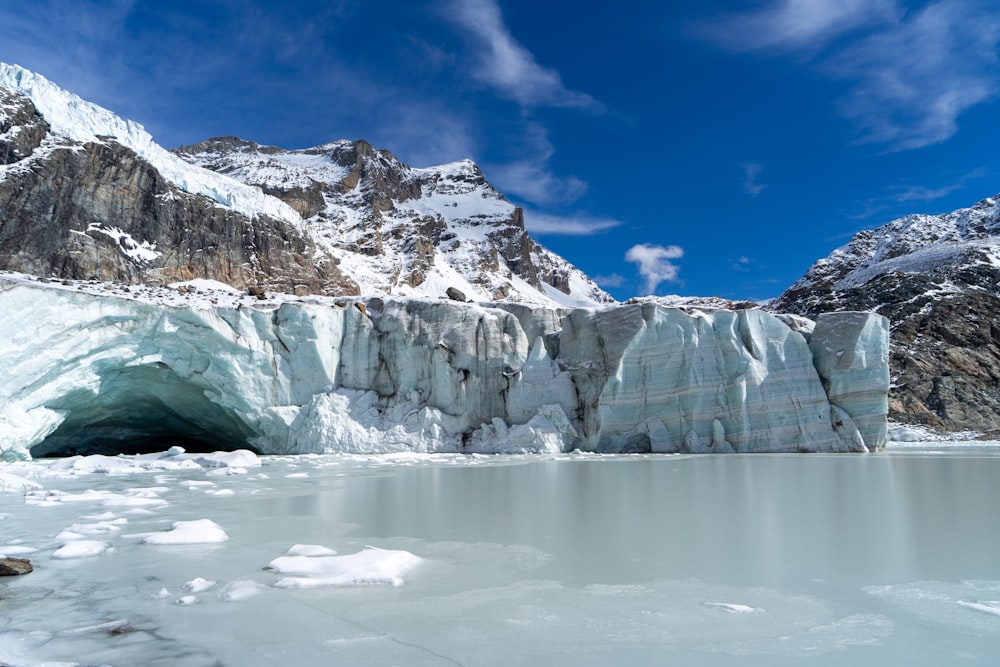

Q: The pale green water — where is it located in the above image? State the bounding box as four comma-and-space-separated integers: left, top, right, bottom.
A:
2, 447, 999, 665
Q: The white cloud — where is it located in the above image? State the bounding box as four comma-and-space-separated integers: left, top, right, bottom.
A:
593, 273, 626, 289
743, 163, 766, 197
625, 243, 684, 294
701, 0, 899, 53
523, 210, 622, 236
491, 162, 588, 207
827, 2, 1000, 150
848, 167, 990, 219
486, 122, 589, 206
701, 0, 1000, 151
445, 0, 600, 109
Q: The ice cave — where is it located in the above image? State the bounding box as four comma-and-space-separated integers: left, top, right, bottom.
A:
30, 363, 259, 457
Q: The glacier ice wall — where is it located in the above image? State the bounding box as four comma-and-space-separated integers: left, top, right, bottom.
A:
0, 282, 890, 460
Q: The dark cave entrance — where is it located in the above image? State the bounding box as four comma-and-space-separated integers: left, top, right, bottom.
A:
31, 363, 260, 458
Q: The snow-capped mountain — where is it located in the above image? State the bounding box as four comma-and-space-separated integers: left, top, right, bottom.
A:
773, 193, 1000, 433
0, 62, 609, 306
174, 137, 611, 306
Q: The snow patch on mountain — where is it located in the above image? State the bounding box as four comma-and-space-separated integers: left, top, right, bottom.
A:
179, 139, 611, 307
0, 62, 300, 224
786, 194, 1000, 293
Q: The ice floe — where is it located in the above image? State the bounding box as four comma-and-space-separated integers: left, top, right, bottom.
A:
267, 545, 422, 588
140, 519, 229, 545
51, 540, 109, 559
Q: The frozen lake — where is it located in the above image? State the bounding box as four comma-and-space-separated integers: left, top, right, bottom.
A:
2, 445, 999, 665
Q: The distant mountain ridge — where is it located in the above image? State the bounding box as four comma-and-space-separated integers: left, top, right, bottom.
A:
0, 62, 610, 306
773, 193, 1000, 433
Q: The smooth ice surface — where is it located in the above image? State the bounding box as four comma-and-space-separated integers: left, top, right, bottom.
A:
0, 445, 998, 666
0, 280, 890, 460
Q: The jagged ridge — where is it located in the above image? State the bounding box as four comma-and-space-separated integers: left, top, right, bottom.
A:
175, 137, 612, 306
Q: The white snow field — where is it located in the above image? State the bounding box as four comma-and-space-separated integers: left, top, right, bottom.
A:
0, 446, 998, 666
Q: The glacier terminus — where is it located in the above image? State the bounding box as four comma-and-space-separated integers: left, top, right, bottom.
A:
0, 276, 889, 461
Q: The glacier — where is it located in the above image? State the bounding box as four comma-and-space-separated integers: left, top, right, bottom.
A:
0, 277, 889, 461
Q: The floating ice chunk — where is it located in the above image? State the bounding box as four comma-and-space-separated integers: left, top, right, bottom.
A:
206, 466, 249, 476
268, 546, 422, 588
183, 577, 217, 593
957, 600, 1000, 617
175, 595, 199, 605
0, 545, 37, 557
192, 450, 261, 469
152, 588, 172, 599
56, 518, 128, 540
285, 544, 338, 557
0, 472, 42, 492
285, 472, 309, 478
143, 519, 228, 545
219, 580, 266, 602
206, 488, 236, 496
704, 602, 763, 614
25, 487, 169, 508
52, 540, 108, 559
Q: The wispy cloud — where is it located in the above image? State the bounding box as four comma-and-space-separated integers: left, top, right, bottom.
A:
828, 2, 1000, 150
523, 210, 622, 236
486, 122, 589, 206
490, 162, 587, 206
848, 167, 990, 219
625, 243, 684, 294
701, 0, 899, 53
445, 0, 601, 110
743, 163, 766, 197
593, 273, 626, 289
701, 0, 1000, 151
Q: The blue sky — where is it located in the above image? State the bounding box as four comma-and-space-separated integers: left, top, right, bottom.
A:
3, 0, 1000, 301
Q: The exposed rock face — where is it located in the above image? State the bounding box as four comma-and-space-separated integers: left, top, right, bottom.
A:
772, 193, 1000, 432
0, 87, 48, 163
0, 557, 32, 575
0, 86, 357, 294
0, 279, 889, 461
0, 139, 356, 294
175, 137, 612, 306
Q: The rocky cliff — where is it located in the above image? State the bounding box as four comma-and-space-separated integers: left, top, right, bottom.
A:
772, 193, 1000, 433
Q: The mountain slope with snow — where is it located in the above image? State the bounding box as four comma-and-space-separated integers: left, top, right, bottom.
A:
773, 193, 1000, 432
0, 63, 609, 306
175, 137, 611, 306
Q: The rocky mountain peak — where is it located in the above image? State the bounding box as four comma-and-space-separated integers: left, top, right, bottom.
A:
0, 63, 610, 307
773, 191, 1000, 433
176, 136, 611, 306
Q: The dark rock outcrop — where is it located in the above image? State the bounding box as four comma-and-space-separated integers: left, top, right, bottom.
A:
0, 90, 358, 295
0, 557, 32, 575
772, 194, 1000, 432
